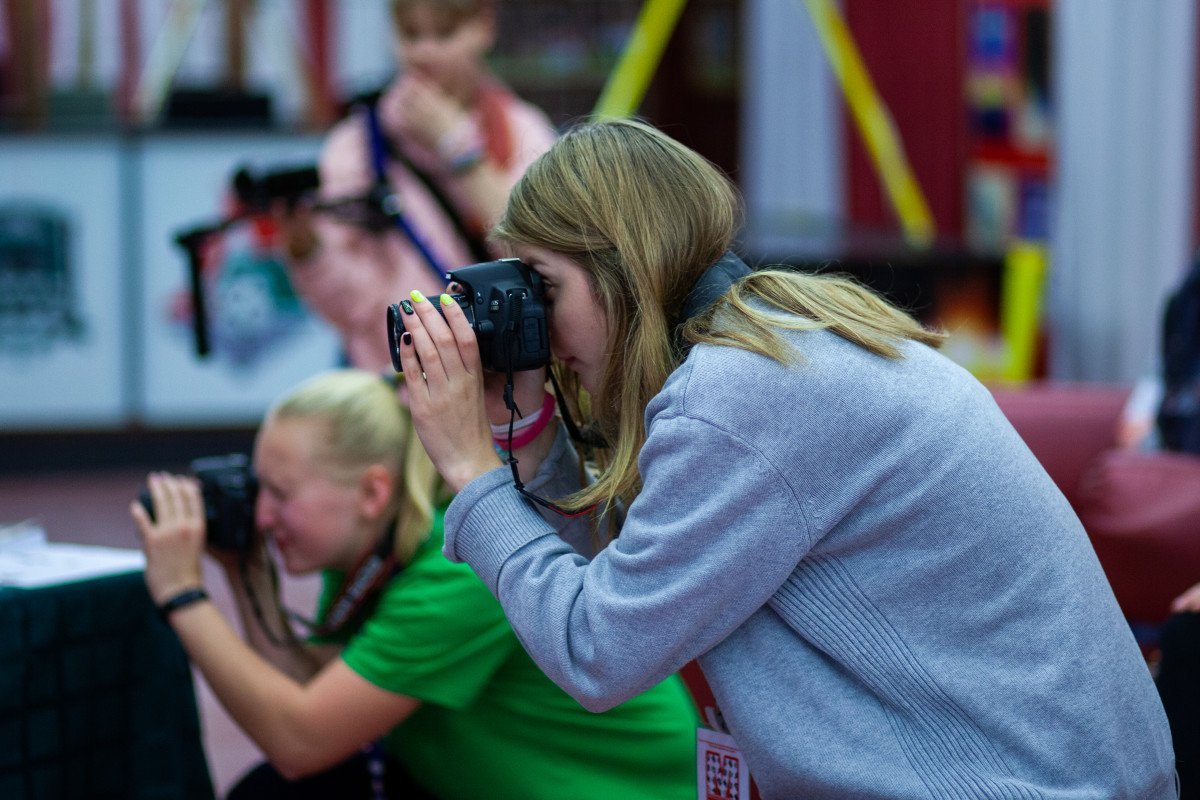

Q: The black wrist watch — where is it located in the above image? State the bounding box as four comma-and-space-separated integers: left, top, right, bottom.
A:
158, 587, 209, 621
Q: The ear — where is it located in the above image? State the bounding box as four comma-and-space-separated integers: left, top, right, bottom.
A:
357, 464, 396, 520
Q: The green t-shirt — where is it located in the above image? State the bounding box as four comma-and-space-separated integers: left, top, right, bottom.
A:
315, 512, 699, 800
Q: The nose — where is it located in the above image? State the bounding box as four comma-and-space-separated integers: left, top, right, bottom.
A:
255, 494, 276, 532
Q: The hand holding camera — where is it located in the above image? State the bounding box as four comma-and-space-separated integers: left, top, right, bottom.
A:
387, 258, 550, 375
130, 455, 260, 603
393, 264, 546, 492
129, 473, 210, 606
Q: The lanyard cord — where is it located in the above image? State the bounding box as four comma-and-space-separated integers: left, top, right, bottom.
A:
363, 102, 448, 284
361, 95, 491, 264
363, 740, 387, 800
290, 522, 400, 638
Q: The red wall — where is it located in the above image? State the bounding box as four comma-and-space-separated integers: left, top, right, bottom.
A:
843, 0, 967, 244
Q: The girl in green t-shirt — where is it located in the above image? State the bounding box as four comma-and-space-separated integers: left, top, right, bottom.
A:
132, 367, 698, 799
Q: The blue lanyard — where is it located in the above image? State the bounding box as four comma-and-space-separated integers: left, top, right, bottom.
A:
363, 102, 448, 284
363, 740, 387, 800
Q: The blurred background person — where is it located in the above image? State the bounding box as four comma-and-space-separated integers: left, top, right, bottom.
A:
279, 0, 556, 370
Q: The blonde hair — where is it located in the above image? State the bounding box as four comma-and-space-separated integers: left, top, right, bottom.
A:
493, 119, 943, 518
267, 369, 443, 565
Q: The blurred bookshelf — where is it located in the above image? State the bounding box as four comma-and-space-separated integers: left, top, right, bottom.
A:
489, 0, 741, 176
0, 0, 741, 174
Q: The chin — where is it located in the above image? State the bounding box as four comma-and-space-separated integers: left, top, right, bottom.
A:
277, 551, 314, 576
578, 372, 599, 395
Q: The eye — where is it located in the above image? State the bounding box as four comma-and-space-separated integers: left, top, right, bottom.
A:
259, 479, 287, 502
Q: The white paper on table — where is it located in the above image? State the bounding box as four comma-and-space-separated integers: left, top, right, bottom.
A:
0, 520, 145, 588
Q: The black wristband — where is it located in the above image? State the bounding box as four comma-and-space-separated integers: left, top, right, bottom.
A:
158, 587, 209, 621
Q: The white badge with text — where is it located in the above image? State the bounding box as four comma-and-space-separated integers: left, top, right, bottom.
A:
697, 726, 751, 800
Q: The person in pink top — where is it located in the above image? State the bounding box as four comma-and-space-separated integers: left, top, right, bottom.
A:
282, 0, 557, 370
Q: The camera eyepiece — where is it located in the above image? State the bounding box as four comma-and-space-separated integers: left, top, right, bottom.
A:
388, 258, 550, 374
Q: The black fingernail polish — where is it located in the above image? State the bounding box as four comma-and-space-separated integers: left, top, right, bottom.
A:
401, 299, 414, 315
401, 331, 412, 346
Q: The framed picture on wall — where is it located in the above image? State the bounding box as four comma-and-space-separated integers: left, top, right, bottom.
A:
0, 137, 126, 429
138, 133, 340, 426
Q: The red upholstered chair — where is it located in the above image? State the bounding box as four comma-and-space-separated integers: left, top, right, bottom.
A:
990, 382, 1200, 645
989, 383, 1130, 512
1077, 449, 1200, 627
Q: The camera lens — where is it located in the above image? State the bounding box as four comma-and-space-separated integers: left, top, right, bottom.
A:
386, 297, 462, 373
387, 303, 404, 372
384, 258, 549, 375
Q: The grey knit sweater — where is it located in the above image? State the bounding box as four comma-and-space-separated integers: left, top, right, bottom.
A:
445, 327, 1176, 799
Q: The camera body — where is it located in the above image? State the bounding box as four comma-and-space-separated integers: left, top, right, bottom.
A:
231, 164, 320, 213
388, 258, 550, 374
139, 454, 258, 552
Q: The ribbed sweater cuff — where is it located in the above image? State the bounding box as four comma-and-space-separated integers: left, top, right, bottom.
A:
443, 465, 553, 593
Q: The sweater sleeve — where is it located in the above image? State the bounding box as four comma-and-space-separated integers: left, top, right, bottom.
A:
444, 410, 816, 712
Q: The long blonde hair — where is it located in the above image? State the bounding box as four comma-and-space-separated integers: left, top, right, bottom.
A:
493, 119, 943, 517
267, 369, 443, 565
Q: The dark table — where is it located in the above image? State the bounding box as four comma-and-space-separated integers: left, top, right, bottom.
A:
0, 570, 214, 799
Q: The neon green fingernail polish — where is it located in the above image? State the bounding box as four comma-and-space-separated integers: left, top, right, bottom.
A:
410, 289, 426, 303
440, 293, 454, 306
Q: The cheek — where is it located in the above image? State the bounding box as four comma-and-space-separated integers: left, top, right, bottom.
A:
254, 499, 271, 531
274, 496, 322, 538
548, 305, 580, 359
577, 301, 609, 361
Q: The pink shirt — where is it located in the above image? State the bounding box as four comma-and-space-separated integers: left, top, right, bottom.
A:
289, 84, 556, 371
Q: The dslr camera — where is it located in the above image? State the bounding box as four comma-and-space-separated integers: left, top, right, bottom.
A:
138, 454, 258, 552
387, 258, 550, 374
230, 164, 320, 213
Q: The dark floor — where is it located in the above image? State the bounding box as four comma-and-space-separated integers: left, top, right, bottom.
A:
0, 466, 320, 797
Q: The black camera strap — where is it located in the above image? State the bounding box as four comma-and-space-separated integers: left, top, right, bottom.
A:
546, 369, 608, 449
673, 250, 753, 356
498, 252, 751, 519
239, 553, 302, 650
241, 520, 400, 647
498, 302, 599, 518
501, 384, 597, 519
293, 520, 401, 639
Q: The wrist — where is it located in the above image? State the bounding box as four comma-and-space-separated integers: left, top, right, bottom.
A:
158, 586, 210, 621
437, 117, 485, 175
446, 450, 505, 494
